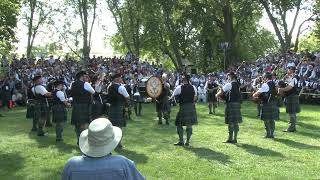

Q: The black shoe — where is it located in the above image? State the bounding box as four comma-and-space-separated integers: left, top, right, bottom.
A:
264, 135, 271, 138
283, 129, 296, 132
0, 114, 4, 117
209, 112, 213, 115
185, 142, 190, 146
224, 139, 233, 143
174, 142, 184, 146
233, 140, 238, 144
158, 121, 163, 125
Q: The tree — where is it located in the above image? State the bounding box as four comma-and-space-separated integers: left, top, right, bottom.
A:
0, 0, 20, 54
22, 0, 57, 58
106, 0, 143, 57
259, 0, 316, 52
69, 0, 98, 60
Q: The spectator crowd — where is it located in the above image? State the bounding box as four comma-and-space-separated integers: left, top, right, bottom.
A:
1, 49, 320, 111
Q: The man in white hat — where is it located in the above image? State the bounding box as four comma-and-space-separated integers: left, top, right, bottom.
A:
62, 118, 145, 180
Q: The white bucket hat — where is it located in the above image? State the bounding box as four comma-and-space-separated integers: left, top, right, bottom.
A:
79, 118, 122, 157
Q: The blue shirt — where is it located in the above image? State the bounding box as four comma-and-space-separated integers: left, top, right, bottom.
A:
62, 155, 145, 180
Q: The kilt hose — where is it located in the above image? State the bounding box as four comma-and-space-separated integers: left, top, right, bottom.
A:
34, 102, 49, 135
71, 103, 92, 125
260, 101, 279, 121
175, 103, 197, 127
108, 104, 126, 128
52, 104, 67, 123
225, 102, 242, 124
285, 95, 301, 114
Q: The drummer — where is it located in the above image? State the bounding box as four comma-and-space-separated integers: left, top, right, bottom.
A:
155, 73, 171, 126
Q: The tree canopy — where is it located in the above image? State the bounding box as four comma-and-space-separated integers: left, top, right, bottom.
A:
0, 0, 20, 54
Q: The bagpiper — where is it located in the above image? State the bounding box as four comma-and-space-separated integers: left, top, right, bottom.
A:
204, 73, 219, 114
253, 72, 279, 138
107, 73, 130, 148
52, 80, 71, 142
216, 72, 242, 143
171, 74, 198, 146
32, 75, 52, 136
71, 71, 95, 145
278, 66, 301, 132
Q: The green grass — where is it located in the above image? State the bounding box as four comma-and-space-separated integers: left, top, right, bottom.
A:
0, 102, 319, 180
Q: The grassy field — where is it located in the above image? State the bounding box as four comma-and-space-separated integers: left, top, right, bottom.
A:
0, 101, 319, 180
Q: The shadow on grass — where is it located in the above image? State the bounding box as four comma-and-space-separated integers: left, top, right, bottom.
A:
298, 121, 320, 131
115, 149, 148, 164
296, 131, 320, 139
274, 138, 320, 150
235, 143, 284, 158
184, 146, 231, 165
0, 152, 24, 179
28, 133, 79, 153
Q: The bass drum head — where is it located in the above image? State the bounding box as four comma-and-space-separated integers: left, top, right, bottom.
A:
146, 76, 163, 98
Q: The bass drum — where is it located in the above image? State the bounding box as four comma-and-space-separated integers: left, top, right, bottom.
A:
146, 76, 163, 99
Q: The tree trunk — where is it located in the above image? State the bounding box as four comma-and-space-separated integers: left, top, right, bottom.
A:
259, 0, 287, 52
222, 1, 235, 67
26, 0, 36, 58
82, 0, 90, 60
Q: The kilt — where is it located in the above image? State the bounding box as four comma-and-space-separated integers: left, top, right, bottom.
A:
71, 103, 92, 125
175, 103, 197, 127
285, 95, 301, 114
108, 104, 126, 127
156, 97, 170, 112
207, 92, 217, 103
225, 102, 242, 124
52, 104, 67, 123
92, 100, 104, 119
26, 100, 35, 119
34, 102, 49, 121
260, 101, 279, 121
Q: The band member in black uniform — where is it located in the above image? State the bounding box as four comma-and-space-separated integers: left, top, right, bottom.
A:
52, 80, 71, 142
32, 75, 52, 136
107, 73, 130, 148
204, 74, 219, 114
132, 77, 143, 116
71, 71, 95, 145
278, 66, 301, 132
171, 74, 197, 146
253, 72, 279, 138
216, 72, 242, 143
156, 73, 171, 126
91, 73, 105, 119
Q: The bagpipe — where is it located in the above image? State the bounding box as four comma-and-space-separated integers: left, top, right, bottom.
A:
217, 61, 246, 102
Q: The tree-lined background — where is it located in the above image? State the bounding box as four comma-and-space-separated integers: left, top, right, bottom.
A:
0, 0, 319, 72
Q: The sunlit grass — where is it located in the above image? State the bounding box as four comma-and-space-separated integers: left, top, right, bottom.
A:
0, 101, 319, 180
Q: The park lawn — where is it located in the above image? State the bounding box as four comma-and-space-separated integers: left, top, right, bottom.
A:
0, 101, 319, 180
